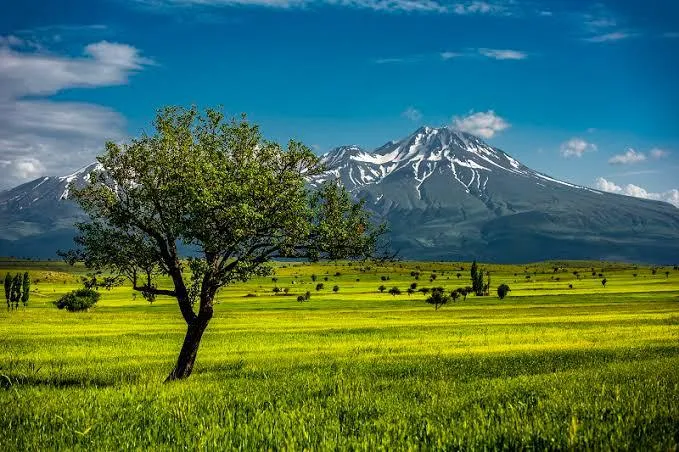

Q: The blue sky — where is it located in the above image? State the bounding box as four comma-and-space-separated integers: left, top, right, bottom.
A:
1, 0, 678, 203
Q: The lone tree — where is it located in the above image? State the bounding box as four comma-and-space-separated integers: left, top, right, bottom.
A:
497, 283, 510, 299
61, 106, 386, 381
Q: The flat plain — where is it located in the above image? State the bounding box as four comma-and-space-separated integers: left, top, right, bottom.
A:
1, 259, 678, 450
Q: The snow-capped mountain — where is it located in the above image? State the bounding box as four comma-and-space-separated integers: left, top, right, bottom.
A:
309, 126, 679, 262
310, 126, 593, 198
2, 127, 679, 262
0, 163, 99, 255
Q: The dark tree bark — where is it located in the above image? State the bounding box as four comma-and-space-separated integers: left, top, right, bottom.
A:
165, 307, 213, 381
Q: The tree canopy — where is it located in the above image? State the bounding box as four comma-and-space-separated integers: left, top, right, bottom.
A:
62, 106, 387, 380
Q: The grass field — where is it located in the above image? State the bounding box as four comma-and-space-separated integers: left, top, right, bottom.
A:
1, 259, 678, 450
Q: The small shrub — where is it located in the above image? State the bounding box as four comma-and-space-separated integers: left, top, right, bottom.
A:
333, 285, 339, 293
388, 287, 401, 296
54, 288, 100, 312
315, 283, 324, 291
378, 285, 386, 293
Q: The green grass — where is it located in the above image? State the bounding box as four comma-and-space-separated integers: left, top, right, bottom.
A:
1, 259, 678, 450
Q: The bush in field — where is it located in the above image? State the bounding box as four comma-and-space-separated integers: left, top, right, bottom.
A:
315, 283, 324, 291
332, 285, 339, 293
497, 284, 511, 299
378, 285, 386, 293
410, 282, 417, 290
388, 287, 401, 296
54, 288, 100, 312
407, 288, 415, 296
450, 290, 460, 302
601, 278, 607, 287
297, 295, 306, 302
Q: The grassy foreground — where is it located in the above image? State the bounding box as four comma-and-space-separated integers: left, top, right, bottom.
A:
1, 259, 678, 450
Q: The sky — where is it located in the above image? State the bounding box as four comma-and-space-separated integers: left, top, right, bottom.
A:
1, 0, 678, 205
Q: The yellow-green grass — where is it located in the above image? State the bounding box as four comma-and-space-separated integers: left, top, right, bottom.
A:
1, 259, 678, 450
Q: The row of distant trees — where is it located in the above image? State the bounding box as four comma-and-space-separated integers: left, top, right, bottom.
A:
4, 272, 30, 310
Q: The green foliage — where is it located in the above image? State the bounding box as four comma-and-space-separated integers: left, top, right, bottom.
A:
426, 288, 449, 310
315, 283, 324, 291
59, 106, 386, 379
10, 274, 22, 308
4, 273, 11, 308
497, 283, 511, 299
21, 272, 30, 306
378, 285, 386, 293
332, 285, 339, 293
54, 288, 101, 312
388, 287, 401, 296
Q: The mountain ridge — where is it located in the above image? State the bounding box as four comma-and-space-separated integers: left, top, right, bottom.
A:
1, 127, 678, 262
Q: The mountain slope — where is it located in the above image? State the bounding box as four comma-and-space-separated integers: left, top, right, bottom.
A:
310, 127, 679, 262
1, 128, 678, 262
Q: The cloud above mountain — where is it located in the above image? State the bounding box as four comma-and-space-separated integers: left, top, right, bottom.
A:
594, 177, 679, 207
560, 138, 597, 158
608, 148, 646, 165
451, 110, 509, 139
0, 37, 151, 188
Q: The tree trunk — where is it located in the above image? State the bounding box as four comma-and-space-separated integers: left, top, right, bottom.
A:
165, 311, 212, 382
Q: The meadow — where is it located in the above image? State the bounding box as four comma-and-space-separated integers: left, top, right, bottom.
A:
1, 258, 678, 450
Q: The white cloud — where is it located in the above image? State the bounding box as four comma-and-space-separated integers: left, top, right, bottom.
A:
608, 148, 646, 165
136, 0, 515, 14
650, 148, 670, 159
560, 138, 597, 158
452, 1, 509, 15
451, 110, 509, 139
0, 40, 152, 100
401, 106, 423, 121
440, 51, 462, 60
0, 38, 150, 188
478, 48, 528, 60
585, 32, 637, 43
594, 177, 679, 208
